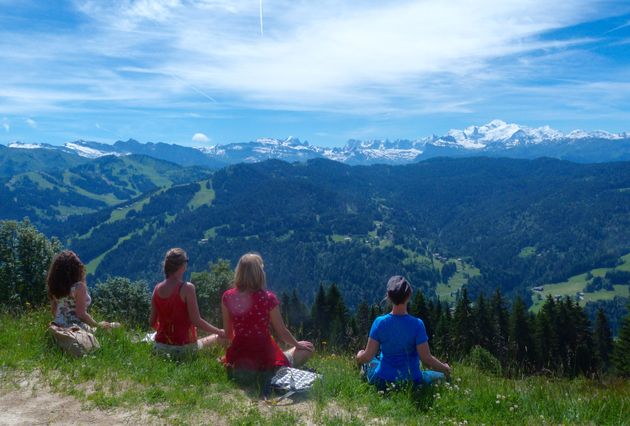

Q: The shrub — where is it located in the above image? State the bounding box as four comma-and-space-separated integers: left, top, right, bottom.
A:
0, 218, 62, 310
92, 276, 151, 329
464, 346, 502, 376
191, 260, 233, 326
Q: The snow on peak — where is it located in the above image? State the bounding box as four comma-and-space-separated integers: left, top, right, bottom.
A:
566, 129, 622, 140
64, 142, 116, 158
8, 141, 46, 149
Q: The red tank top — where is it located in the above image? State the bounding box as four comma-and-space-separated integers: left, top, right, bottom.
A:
153, 282, 197, 345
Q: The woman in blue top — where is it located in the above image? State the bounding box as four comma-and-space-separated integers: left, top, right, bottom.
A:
356, 275, 451, 389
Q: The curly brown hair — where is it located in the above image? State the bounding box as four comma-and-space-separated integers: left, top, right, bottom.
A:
47, 250, 85, 300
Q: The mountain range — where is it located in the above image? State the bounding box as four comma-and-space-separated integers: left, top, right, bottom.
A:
6, 120, 630, 166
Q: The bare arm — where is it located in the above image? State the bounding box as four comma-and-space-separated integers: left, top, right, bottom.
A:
183, 283, 224, 336
221, 301, 234, 341
74, 282, 104, 328
150, 294, 158, 330
356, 337, 380, 364
51, 299, 57, 317
269, 306, 313, 351
417, 342, 451, 376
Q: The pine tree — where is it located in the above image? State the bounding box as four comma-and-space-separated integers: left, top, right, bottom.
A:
280, 292, 291, 325
311, 284, 329, 342
571, 301, 595, 376
368, 303, 382, 326
473, 293, 492, 351
490, 288, 509, 363
593, 307, 614, 372
452, 288, 474, 358
326, 283, 348, 350
289, 289, 308, 334
534, 295, 557, 371
509, 296, 535, 372
612, 301, 630, 377
555, 297, 575, 374
355, 301, 371, 338
410, 290, 431, 338
433, 304, 452, 358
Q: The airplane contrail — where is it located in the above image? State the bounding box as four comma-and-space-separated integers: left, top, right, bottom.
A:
259, 0, 264, 36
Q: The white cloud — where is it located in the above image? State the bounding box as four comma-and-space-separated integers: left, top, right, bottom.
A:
0, 0, 624, 118
2, 117, 9, 132
25, 117, 37, 128
192, 132, 210, 143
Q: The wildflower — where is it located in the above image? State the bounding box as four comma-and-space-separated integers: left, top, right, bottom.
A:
509, 406, 514, 412
496, 400, 500, 404
456, 377, 462, 382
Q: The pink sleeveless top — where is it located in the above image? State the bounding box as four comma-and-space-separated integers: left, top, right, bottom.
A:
152, 282, 197, 345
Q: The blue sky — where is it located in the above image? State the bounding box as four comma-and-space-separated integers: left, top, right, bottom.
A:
1, 0, 629, 148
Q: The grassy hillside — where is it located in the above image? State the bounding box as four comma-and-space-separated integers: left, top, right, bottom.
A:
0, 155, 211, 228
0, 146, 88, 178
55, 157, 630, 309
530, 252, 630, 313
1, 311, 628, 425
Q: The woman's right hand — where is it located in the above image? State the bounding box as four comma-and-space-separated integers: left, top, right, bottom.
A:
98, 321, 112, 329
295, 341, 314, 352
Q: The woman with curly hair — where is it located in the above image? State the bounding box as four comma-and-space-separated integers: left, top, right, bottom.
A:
47, 250, 115, 330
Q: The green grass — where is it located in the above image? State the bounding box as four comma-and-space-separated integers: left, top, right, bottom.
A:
518, 246, 536, 258
84, 223, 151, 275
2, 311, 628, 425
435, 259, 481, 302
331, 234, 351, 243
187, 180, 215, 210
108, 196, 152, 223
7, 172, 58, 191
530, 252, 630, 313
62, 171, 122, 206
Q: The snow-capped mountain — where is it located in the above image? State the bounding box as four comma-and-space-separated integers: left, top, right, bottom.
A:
8, 140, 119, 158
6, 120, 630, 167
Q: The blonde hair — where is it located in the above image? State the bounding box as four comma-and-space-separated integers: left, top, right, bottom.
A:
234, 253, 266, 292
163, 248, 188, 277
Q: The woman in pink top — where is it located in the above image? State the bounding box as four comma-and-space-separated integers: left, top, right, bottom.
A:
150, 248, 225, 356
222, 253, 314, 372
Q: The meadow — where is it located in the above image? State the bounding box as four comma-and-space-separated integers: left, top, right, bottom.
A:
1, 310, 628, 425
530, 253, 630, 313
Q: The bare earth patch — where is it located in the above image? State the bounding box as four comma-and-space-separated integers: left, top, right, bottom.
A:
0, 376, 150, 426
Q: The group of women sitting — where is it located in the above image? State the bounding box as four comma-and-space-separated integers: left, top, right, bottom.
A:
47, 248, 450, 390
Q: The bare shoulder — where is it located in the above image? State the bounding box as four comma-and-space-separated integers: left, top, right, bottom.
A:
182, 281, 196, 294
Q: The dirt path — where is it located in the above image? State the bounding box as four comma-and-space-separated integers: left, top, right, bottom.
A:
0, 379, 147, 426
0, 373, 361, 425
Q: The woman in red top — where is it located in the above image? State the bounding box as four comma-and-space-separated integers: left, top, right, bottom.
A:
150, 248, 225, 356
222, 253, 314, 371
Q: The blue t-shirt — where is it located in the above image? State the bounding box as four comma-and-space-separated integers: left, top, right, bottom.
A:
369, 313, 428, 383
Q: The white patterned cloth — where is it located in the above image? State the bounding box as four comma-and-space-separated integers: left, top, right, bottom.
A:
53, 282, 92, 331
